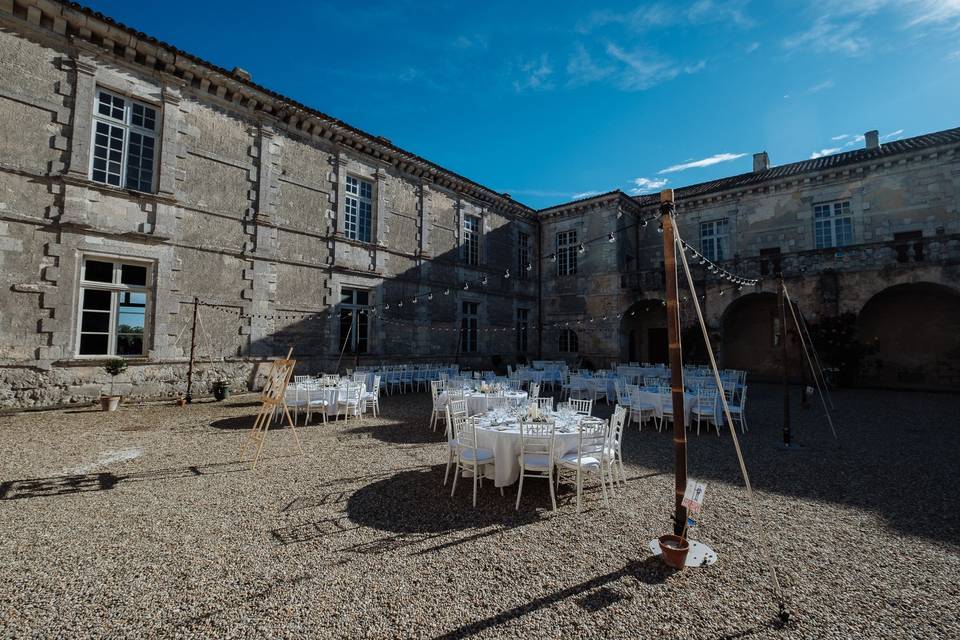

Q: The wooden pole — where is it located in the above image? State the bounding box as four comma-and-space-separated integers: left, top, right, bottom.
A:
778, 277, 791, 446
185, 296, 199, 404
660, 190, 688, 537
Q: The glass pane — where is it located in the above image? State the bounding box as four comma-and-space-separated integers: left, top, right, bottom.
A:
121, 264, 147, 286
341, 289, 354, 304
81, 310, 110, 332
116, 333, 143, 356
355, 291, 369, 305
84, 260, 114, 283
82, 288, 112, 310
79, 333, 109, 355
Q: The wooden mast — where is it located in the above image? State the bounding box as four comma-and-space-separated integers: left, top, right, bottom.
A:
660, 189, 688, 536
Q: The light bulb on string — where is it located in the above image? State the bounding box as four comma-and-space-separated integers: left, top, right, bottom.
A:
427, 293, 433, 301
444, 289, 450, 295
526, 263, 532, 272
642, 219, 648, 227
384, 303, 390, 310
607, 233, 615, 243
504, 269, 510, 279
481, 276, 488, 286
551, 253, 557, 262
412, 297, 418, 304
577, 243, 585, 254
398, 300, 404, 308
657, 222, 663, 234
464, 282, 469, 290
719, 290, 724, 296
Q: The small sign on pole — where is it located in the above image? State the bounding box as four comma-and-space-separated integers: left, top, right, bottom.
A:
681, 480, 707, 514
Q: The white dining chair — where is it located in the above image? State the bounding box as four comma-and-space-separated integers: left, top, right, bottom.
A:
557, 419, 609, 513
603, 405, 627, 488
534, 396, 554, 412
362, 375, 381, 417
335, 383, 363, 421
568, 398, 593, 416
692, 387, 720, 436
516, 420, 557, 511
450, 416, 496, 507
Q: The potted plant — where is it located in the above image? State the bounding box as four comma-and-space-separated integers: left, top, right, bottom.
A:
100, 359, 128, 411
658, 514, 691, 569
212, 380, 230, 401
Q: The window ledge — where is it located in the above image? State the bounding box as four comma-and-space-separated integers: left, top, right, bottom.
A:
61, 174, 176, 206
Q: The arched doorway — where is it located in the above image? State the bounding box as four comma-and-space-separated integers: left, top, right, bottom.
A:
620, 300, 667, 364
858, 283, 960, 387
720, 292, 783, 377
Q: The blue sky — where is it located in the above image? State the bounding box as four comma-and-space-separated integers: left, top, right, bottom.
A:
88, 0, 960, 208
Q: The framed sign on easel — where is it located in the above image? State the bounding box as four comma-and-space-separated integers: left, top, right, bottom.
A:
241, 348, 304, 469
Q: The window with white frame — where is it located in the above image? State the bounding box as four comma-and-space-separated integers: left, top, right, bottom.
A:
700, 219, 729, 262
76, 257, 151, 357
339, 288, 370, 354
557, 229, 578, 276
559, 328, 578, 353
90, 89, 158, 192
518, 232, 531, 279
461, 301, 479, 353
344, 176, 373, 243
463, 215, 481, 265
814, 200, 853, 249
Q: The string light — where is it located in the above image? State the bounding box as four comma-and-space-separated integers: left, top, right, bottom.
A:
607, 233, 615, 243
504, 269, 510, 279
577, 243, 585, 254
526, 263, 532, 272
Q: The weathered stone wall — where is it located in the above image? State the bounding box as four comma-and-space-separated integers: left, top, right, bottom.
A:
0, 3, 538, 407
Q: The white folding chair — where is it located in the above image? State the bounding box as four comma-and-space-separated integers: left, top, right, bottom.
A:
534, 396, 554, 412
604, 405, 627, 488
362, 375, 381, 417
557, 419, 609, 513
516, 421, 557, 511
692, 387, 719, 436
450, 416, 498, 507
568, 398, 593, 416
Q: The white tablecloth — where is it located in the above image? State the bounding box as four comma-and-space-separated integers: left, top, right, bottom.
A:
633, 388, 722, 426
473, 409, 605, 487
439, 390, 528, 416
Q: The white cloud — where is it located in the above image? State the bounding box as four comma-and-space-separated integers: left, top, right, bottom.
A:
949, 49, 960, 61
807, 79, 835, 93
745, 41, 760, 53
810, 147, 842, 159
881, 128, 905, 140
601, 43, 705, 91
831, 134, 850, 141
905, 0, 960, 27
657, 153, 747, 174
572, 191, 602, 200
578, 0, 752, 32
512, 54, 554, 92
783, 17, 870, 56
630, 177, 670, 194
566, 43, 613, 86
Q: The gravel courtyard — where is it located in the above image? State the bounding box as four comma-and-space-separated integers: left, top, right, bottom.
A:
1, 385, 958, 639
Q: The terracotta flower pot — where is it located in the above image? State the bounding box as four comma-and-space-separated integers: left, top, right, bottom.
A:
100, 395, 121, 412
658, 534, 690, 569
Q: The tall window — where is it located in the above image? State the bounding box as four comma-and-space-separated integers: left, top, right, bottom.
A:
339, 288, 370, 354
518, 232, 531, 279
344, 176, 373, 243
461, 301, 479, 353
463, 215, 481, 265
559, 329, 578, 353
76, 257, 151, 357
814, 200, 853, 249
516, 308, 529, 353
557, 229, 578, 276
90, 89, 158, 192
700, 219, 729, 262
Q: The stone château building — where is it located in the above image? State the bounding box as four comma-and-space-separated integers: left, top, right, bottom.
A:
0, 0, 957, 407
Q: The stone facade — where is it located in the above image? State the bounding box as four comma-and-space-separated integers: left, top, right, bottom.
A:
0, 0, 957, 407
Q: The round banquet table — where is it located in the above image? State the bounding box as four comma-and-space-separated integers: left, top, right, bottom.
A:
472, 408, 606, 487
439, 390, 528, 416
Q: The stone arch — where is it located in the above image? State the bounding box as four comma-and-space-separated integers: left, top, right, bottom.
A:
857, 282, 960, 388
720, 292, 783, 376
619, 299, 667, 364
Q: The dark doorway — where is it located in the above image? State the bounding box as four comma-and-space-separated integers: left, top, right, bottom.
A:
647, 327, 668, 364
628, 329, 637, 362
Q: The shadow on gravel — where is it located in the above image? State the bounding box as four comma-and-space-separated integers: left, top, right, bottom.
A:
341, 420, 444, 445
617, 384, 960, 545
345, 465, 544, 534
0, 460, 249, 501
430, 557, 677, 639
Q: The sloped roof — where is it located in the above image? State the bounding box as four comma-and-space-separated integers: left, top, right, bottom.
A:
55, 1, 534, 214
630, 127, 960, 207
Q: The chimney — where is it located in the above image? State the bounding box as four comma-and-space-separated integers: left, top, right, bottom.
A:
864, 130, 880, 150
753, 151, 770, 172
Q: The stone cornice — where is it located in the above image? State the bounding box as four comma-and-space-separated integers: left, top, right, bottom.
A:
4, 0, 536, 220
536, 190, 643, 220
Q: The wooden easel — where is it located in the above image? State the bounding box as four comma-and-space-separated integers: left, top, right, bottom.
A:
241, 348, 304, 469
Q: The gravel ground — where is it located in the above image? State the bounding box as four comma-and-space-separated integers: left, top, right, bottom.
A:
1, 384, 959, 639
